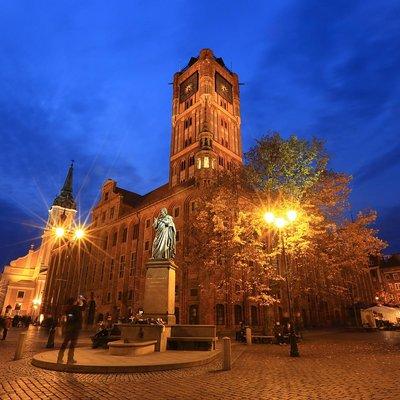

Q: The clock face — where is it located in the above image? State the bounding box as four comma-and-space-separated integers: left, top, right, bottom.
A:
180, 72, 199, 102
215, 72, 233, 103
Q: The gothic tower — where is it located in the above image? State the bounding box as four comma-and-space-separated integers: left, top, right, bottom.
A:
169, 49, 242, 187
37, 163, 77, 310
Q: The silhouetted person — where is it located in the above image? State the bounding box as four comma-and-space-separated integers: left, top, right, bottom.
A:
1, 316, 12, 340
57, 296, 86, 364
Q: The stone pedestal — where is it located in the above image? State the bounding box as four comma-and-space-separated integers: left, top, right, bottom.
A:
143, 259, 177, 325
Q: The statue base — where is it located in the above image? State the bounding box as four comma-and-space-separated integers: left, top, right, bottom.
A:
143, 259, 177, 325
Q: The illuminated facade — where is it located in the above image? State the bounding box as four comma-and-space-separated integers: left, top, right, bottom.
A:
0, 164, 76, 317
41, 49, 376, 331
41, 49, 252, 328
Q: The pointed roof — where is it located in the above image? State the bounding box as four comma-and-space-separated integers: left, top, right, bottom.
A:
53, 162, 76, 210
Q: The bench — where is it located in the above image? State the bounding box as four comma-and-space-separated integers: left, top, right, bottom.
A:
251, 335, 274, 344
108, 340, 157, 356
167, 325, 217, 351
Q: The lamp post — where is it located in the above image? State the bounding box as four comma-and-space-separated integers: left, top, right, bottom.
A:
46, 225, 86, 348
264, 209, 300, 357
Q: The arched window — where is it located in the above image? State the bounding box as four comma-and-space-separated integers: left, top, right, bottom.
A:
189, 304, 199, 324
234, 304, 243, 325
251, 306, 259, 326
216, 304, 225, 325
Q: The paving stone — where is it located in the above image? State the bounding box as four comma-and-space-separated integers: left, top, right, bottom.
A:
1, 328, 400, 399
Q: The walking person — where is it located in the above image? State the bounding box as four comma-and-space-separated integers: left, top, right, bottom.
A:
57, 295, 86, 364
1, 316, 12, 340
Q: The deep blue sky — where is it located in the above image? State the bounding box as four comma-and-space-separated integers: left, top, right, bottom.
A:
1, 0, 399, 270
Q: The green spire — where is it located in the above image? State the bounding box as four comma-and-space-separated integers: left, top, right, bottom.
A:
53, 161, 76, 210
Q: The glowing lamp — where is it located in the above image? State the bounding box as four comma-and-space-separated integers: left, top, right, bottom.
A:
287, 210, 297, 222
263, 212, 275, 224
274, 217, 287, 229
74, 228, 85, 240
55, 227, 65, 238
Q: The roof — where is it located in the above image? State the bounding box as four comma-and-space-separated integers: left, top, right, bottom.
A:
178, 48, 233, 75
115, 179, 195, 211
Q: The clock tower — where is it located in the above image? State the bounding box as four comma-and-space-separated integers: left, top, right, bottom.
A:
169, 49, 242, 187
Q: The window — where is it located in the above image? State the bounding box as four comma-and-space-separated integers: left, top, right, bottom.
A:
109, 207, 115, 219
203, 156, 209, 168
130, 253, 136, 276
188, 155, 195, 166
103, 235, 108, 250
128, 289, 133, 300
100, 261, 105, 282
112, 232, 117, 246
185, 98, 193, 110
197, 158, 202, 169
109, 259, 114, 280
132, 224, 139, 240
184, 117, 192, 129
119, 255, 125, 278
190, 288, 198, 297
234, 304, 243, 325
15, 303, 21, 311
218, 156, 224, 166
251, 306, 259, 325
122, 227, 127, 243
216, 304, 225, 325
107, 292, 111, 303
145, 241, 149, 251
17, 291, 24, 299
118, 291, 122, 301
190, 201, 196, 213
104, 192, 109, 201
145, 219, 150, 228
180, 160, 186, 171
174, 207, 180, 218
395, 283, 400, 291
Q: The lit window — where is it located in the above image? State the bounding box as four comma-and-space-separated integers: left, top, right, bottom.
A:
204, 156, 209, 168
197, 158, 202, 169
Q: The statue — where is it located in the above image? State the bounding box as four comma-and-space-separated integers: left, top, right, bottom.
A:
151, 208, 176, 260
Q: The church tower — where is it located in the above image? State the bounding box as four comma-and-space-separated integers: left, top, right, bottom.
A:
35, 163, 77, 307
169, 49, 242, 187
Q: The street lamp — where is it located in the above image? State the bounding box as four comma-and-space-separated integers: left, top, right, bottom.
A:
46, 225, 87, 348
263, 209, 300, 357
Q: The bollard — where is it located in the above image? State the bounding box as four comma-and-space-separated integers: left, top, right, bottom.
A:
222, 337, 231, 371
46, 327, 56, 348
14, 332, 27, 361
245, 327, 252, 345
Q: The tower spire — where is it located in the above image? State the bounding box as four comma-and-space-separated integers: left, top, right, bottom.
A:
53, 161, 76, 210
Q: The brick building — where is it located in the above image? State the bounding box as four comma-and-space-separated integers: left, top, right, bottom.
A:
41, 49, 377, 332
41, 49, 258, 330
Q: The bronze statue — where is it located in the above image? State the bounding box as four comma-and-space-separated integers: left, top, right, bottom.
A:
151, 208, 176, 259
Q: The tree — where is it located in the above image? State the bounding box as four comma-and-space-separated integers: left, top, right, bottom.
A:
186, 171, 281, 325
244, 133, 386, 324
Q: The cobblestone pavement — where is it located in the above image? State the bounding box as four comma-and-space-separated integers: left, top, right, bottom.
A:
1, 327, 400, 399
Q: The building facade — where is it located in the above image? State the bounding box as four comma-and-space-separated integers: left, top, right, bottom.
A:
0, 164, 76, 318
41, 49, 377, 332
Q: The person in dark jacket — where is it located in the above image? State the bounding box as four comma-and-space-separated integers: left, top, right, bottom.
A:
57, 296, 86, 364
1, 316, 12, 340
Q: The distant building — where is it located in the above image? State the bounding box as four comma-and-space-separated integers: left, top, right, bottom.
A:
370, 254, 400, 305
0, 164, 76, 318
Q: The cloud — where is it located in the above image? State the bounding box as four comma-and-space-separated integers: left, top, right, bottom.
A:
355, 143, 400, 184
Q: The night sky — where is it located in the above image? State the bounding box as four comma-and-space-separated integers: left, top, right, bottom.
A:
1, 0, 399, 270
